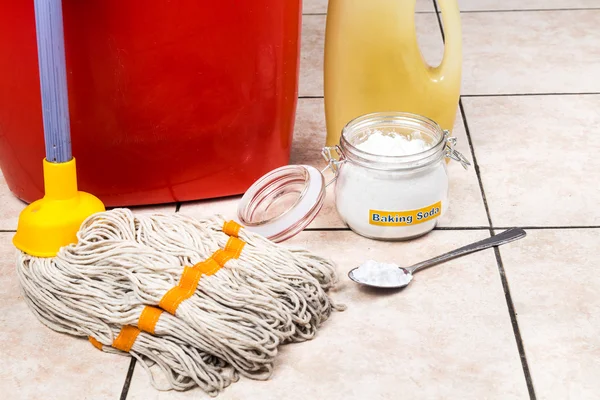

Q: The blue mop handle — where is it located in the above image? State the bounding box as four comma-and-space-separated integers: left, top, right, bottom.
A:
33, 0, 72, 163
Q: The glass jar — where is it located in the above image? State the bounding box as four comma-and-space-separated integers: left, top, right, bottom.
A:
323, 112, 470, 240
236, 112, 469, 242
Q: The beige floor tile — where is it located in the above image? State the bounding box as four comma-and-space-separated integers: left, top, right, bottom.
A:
417, 0, 438, 12
288, 98, 327, 166
116, 203, 178, 215
180, 99, 488, 229
498, 228, 600, 399
0, 233, 130, 399
179, 195, 238, 223
463, 95, 600, 227
125, 230, 529, 400
302, 0, 326, 14
303, 0, 435, 14
299, 13, 444, 97
459, 11, 600, 95
299, 15, 326, 97
439, 109, 489, 227
0, 170, 26, 231
457, 0, 600, 11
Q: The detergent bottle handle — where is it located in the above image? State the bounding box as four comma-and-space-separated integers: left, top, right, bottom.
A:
429, 0, 462, 84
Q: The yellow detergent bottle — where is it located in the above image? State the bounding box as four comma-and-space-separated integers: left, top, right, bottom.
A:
324, 0, 462, 146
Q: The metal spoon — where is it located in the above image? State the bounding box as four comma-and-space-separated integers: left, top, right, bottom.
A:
348, 228, 527, 289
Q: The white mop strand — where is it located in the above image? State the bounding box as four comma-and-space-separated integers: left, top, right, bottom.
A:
16, 208, 344, 396
147, 212, 348, 330
20, 246, 278, 378
70, 239, 300, 343
139, 212, 343, 320
78, 209, 342, 343
55, 240, 281, 377
17, 253, 237, 395
202, 214, 341, 290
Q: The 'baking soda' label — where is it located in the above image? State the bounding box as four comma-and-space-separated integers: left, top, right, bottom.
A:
369, 201, 442, 226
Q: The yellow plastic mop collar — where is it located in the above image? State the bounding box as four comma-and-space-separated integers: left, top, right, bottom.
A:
13, 158, 105, 258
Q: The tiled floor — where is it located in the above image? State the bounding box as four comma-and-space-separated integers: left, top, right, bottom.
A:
1, 1, 599, 399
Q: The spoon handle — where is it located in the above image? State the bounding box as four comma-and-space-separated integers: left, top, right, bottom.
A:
406, 228, 526, 275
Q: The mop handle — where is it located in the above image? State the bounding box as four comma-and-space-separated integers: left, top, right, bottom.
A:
33, 0, 72, 163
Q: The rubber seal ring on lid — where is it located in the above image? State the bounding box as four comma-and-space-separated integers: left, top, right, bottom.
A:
237, 165, 326, 243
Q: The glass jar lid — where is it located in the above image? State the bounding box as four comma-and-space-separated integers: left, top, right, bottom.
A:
236, 165, 326, 242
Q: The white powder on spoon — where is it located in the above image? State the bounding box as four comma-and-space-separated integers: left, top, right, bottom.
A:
351, 260, 412, 288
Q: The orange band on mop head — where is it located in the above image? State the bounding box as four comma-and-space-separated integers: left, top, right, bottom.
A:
225, 236, 246, 258
223, 220, 242, 237
112, 325, 140, 352
214, 237, 246, 266
212, 249, 235, 266
178, 266, 203, 291
138, 306, 163, 335
195, 258, 221, 276
159, 267, 203, 315
157, 239, 248, 315
89, 336, 103, 351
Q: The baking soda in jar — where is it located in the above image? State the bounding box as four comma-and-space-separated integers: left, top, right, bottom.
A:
326, 113, 469, 240
236, 112, 469, 243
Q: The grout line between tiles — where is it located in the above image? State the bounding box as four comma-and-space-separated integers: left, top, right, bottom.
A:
5, 226, 599, 235
434, 226, 489, 230
463, 100, 538, 398
302, 11, 435, 16
433, 2, 537, 398
455, 7, 600, 13
304, 226, 494, 232
496, 225, 600, 230
304, 227, 349, 232
462, 92, 600, 98
457, 100, 493, 228
434, 0, 493, 231
432, 0, 445, 42
303, 8, 600, 16
461, 90, 539, 400
120, 358, 137, 400
492, 246, 537, 400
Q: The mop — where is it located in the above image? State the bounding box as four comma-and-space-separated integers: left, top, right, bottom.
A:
13, 0, 343, 396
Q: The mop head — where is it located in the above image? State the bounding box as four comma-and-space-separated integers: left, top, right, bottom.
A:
16, 208, 345, 396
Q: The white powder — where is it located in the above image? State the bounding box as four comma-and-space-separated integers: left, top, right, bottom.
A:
335, 129, 448, 240
351, 260, 412, 287
355, 129, 430, 156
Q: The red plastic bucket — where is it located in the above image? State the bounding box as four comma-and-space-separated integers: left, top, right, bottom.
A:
0, 1, 301, 206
